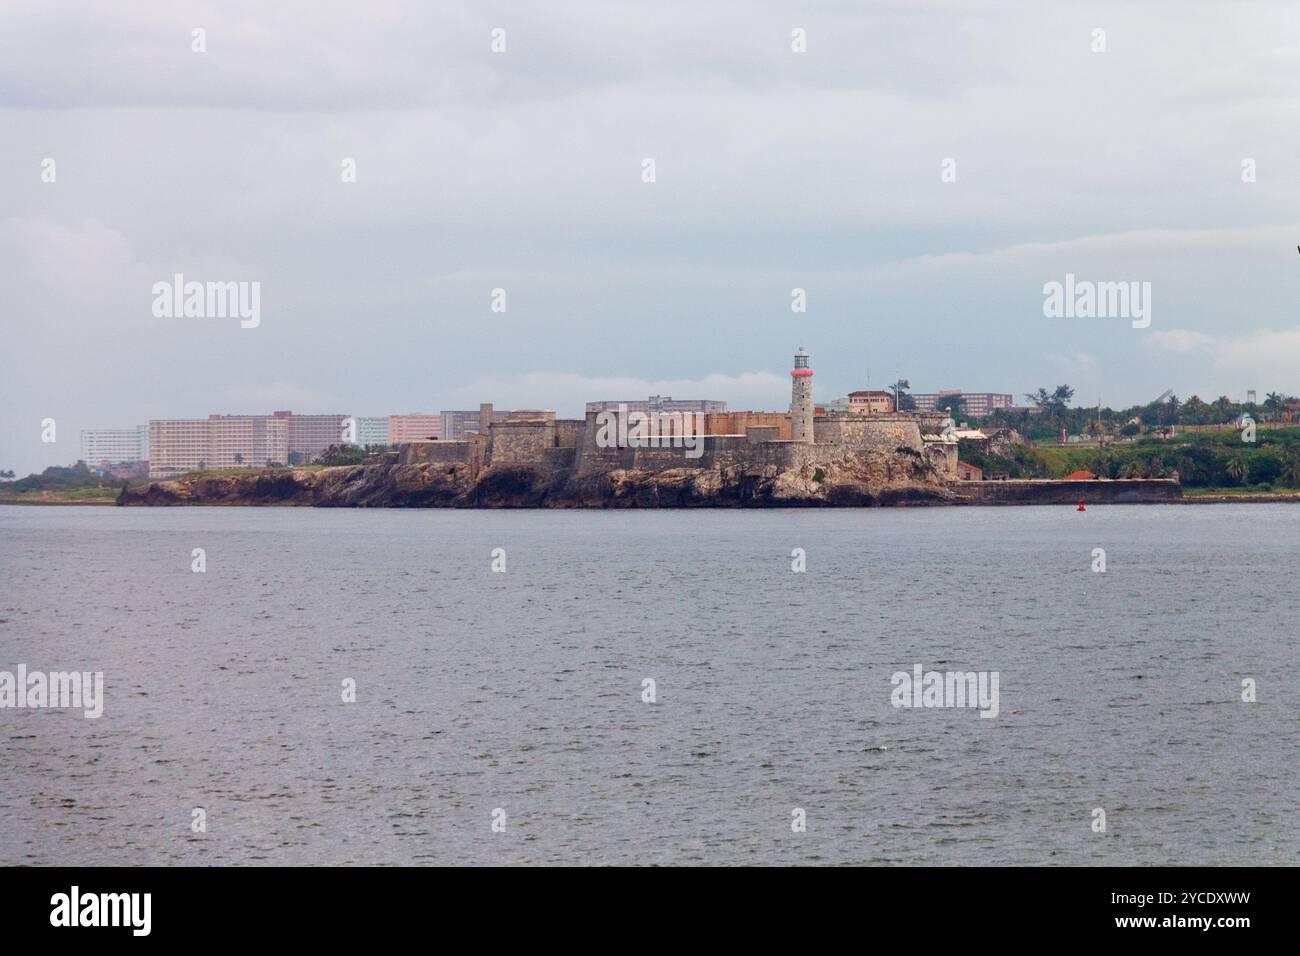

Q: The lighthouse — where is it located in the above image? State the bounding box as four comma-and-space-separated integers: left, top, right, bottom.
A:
790, 346, 814, 443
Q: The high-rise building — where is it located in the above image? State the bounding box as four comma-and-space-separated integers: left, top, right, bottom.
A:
585, 397, 727, 415
80, 426, 148, 466
439, 410, 473, 440
353, 417, 390, 447
388, 414, 444, 444
148, 415, 288, 478
273, 411, 348, 464
911, 391, 1013, 416
790, 346, 814, 443
440, 405, 502, 440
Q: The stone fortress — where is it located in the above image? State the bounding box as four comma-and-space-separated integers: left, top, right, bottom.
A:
391, 346, 958, 506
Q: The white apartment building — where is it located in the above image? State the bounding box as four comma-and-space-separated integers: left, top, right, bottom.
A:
80, 426, 148, 466
912, 391, 1014, 416
353, 416, 390, 447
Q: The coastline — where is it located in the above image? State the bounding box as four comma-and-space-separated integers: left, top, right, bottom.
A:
109, 467, 1189, 508
7, 490, 1300, 508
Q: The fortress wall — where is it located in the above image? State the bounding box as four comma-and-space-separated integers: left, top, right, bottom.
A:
467, 432, 488, 473
701, 438, 818, 474
698, 435, 750, 470
542, 446, 577, 471
631, 445, 708, 470
705, 411, 791, 440
814, 417, 923, 456
576, 412, 618, 475
576, 421, 749, 473
925, 443, 958, 477
399, 441, 472, 466
572, 415, 927, 478
554, 419, 585, 448
487, 420, 555, 467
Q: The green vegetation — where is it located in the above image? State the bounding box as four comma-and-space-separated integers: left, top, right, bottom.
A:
310, 443, 392, 466
888, 379, 917, 412
961, 427, 1300, 490
0, 486, 120, 503
966, 385, 1295, 444
0, 463, 122, 504
0, 463, 125, 499
180, 464, 325, 477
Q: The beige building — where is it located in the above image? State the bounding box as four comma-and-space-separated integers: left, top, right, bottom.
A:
586, 397, 727, 415
913, 391, 1014, 416
149, 415, 288, 478
388, 414, 444, 444
274, 411, 348, 463
847, 390, 894, 416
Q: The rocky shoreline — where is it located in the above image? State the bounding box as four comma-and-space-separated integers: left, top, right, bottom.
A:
115, 461, 951, 508
114, 460, 1183, 508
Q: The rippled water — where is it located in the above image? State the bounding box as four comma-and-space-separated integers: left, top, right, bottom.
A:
1, 504, 1296, 865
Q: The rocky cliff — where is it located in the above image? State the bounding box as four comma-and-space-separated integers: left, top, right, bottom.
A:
116, 457, 954, 508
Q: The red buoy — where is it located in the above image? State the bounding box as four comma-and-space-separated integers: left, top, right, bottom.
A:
1076, 499, 1086, 511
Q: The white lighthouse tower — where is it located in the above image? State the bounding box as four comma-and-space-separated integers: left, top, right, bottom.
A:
790, 345, 814, 443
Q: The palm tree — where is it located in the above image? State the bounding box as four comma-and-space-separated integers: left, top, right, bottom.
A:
1280, 452, 1300, 488
1225, 456, 1248, 485
889, 379, 913, 412
1025, 385, 1074, 429
1263, 392, 1285, 421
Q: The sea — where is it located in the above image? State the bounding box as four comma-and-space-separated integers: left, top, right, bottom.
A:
1, 504, 1296, 865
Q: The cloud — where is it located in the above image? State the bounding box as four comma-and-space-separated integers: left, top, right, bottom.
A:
1213, 328, 1300, 375
1144, 330, 1217, 354
1145, 326, 1300, 379
223, 383, 331, 409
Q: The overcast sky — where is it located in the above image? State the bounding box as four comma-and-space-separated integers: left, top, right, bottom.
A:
3, 1, 1299, 475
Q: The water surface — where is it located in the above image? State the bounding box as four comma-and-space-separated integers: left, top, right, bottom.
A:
1, 504, 1296, 865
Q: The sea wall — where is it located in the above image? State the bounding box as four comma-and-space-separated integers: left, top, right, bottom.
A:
950, 479, 1182, 504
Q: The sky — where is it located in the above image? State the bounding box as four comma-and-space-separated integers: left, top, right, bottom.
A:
2, 0, 1299, 475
